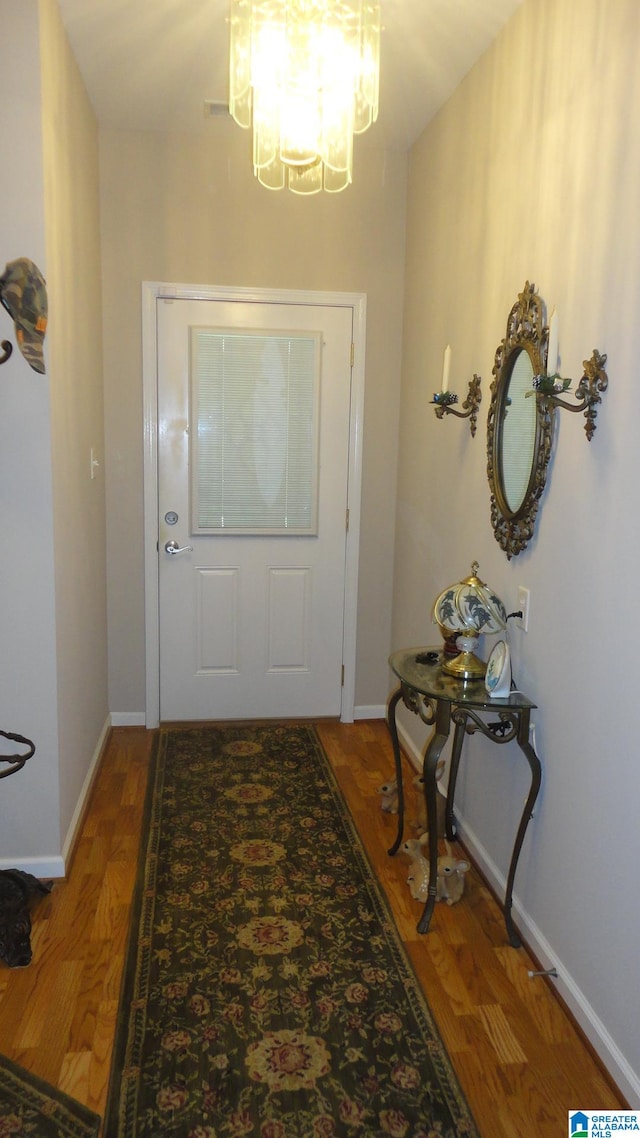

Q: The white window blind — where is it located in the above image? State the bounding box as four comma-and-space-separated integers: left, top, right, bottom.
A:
191, 328, 320, 534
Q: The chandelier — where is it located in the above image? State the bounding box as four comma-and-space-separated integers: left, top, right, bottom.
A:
229, 0, 381, 194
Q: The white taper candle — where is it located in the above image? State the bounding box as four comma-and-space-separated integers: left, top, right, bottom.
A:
442, 344, 451, 392
547, 309, 559, 376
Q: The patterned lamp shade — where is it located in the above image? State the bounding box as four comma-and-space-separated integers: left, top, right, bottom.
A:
433, 561, 507, 680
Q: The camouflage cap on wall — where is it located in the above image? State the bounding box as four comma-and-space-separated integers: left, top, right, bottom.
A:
0, 258, 48, 374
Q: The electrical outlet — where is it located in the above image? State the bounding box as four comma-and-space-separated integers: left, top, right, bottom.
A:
516, 586, 530, 632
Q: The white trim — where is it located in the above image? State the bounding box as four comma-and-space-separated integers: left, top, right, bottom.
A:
0, 855, 65, 880
396, 718, 425, 771
339, 294, 366, 724
111, 712, 147, 727
142, 282, 366, 728
142, 282, 161, 729
354, 704, 387, 720
61, 715, 111, 869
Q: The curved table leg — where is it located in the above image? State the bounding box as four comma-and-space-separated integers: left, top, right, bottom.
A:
444, 719, 466, 842
503, 709, 542, 947
385, 686, 406, 856
417, 699, 451, 934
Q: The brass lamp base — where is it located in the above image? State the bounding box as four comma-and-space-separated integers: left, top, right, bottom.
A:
441, 633, 487, 681
441, 649, 486, 681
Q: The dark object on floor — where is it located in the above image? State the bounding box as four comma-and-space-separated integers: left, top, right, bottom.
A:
0, 868, 51, 967
0, 1050, 100, 1138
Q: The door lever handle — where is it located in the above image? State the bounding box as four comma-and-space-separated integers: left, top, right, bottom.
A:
164, 539, 193, 556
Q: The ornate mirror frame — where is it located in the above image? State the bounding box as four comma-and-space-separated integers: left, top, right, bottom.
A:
487, 281, 609, 559
486, 282, 553, 559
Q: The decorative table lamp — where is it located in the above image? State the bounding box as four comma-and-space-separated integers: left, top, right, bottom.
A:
433, 561, 507, 680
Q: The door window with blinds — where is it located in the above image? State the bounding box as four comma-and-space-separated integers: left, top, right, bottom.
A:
190, 328, 321, 534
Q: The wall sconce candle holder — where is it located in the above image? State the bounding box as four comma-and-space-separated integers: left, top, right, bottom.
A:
531, 349, 608, 441
432, 374, 482, 437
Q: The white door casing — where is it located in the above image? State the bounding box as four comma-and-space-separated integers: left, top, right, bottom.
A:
142, 283, 366, 727
158, 297, 350, 720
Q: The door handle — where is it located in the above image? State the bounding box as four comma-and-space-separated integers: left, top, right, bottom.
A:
164, 539, 193, 556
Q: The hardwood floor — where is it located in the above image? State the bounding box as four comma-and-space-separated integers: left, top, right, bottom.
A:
0, 721, 624, 1136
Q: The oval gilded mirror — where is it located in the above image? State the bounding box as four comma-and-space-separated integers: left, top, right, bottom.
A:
487, 282, 554, 558
500, 348, 537, 514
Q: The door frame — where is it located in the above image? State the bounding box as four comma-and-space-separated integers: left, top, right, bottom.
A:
142, 281, 366, 728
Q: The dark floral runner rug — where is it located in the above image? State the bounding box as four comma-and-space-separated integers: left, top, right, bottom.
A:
0, 1051, 100, 1137
105, 724, 479, 1138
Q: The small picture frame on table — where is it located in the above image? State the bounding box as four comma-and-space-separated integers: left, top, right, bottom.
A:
485, 640, 511, 698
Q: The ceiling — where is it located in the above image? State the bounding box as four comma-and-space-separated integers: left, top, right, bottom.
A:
57, 0, 522, 151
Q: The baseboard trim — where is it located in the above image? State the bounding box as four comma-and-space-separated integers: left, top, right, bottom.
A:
111, 711, 146, 726
0, 854, 65, 879
354, 704, 386, 720
113, 710, 382, 726
60, 714, 112, 873
395, 720, 639, 1103
457, 814, 639, 1104
396, 720, 424, 772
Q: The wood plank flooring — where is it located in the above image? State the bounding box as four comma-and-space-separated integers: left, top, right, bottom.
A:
0, 721, 625, 1137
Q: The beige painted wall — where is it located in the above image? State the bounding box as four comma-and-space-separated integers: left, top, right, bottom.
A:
40, 0, 109, 842
395, 0, 640, 1097
0, 1, 59, 862
100, 123, 407, 716
0, 1, 108, 869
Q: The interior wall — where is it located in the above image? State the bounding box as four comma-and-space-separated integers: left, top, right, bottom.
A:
0, 0, 108, 872
0, 1, 59, 864
394, 0, 640, 1098
39, 0, 109, 847
99, 124, 407, 718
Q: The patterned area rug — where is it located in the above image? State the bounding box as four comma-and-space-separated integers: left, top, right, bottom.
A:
105, 724, 479, 1138
0, 1051, 101, 1137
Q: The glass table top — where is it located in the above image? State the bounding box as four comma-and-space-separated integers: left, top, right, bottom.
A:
389, 647, 536, 711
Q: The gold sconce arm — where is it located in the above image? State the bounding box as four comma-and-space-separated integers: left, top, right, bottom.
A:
432, 373, 482, 437
533, 349, 608, 441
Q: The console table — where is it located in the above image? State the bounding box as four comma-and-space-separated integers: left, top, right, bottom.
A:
387, 647, 541, 947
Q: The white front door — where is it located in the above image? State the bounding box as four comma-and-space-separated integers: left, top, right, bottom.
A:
156, 295, 355, 721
